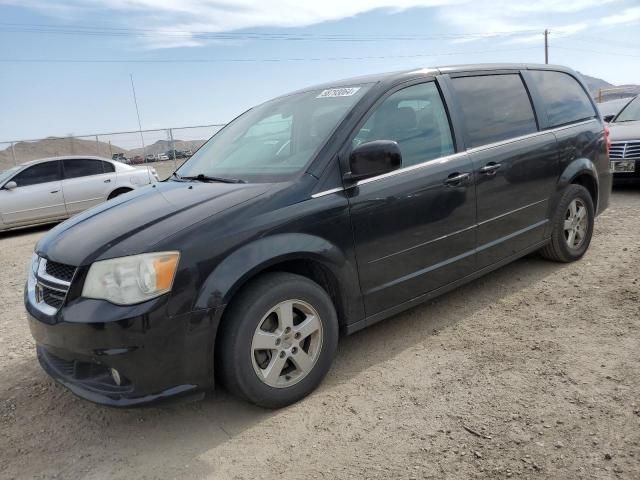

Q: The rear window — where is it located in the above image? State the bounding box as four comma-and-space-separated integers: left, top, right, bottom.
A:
529, 70, 596, 128
452, 74, 538, 148
63, 159, 105, 178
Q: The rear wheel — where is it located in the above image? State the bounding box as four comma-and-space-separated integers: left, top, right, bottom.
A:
217, 272, 339, 408
540, 184, 594, 262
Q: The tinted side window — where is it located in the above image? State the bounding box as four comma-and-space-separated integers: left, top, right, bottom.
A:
353, 82, 454, 167
63, 159, 104, 179
529, 70, 596, 127
102, 161, 115, 173
452, 74, 538, 148
12, 161, 61, 187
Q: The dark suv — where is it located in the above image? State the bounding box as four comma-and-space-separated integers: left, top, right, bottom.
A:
25, 64, 611, 408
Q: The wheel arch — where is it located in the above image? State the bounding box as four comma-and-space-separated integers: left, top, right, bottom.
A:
557, 157, 599, 212
107, 186, 134, 200
196, 233, 363, 331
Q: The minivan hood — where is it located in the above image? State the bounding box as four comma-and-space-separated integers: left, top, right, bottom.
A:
36, 180, 272, 265
609, 120, 640, 142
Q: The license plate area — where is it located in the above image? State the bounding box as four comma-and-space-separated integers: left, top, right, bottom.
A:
611, 160, 636, 173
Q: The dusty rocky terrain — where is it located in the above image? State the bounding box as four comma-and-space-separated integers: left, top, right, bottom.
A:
0, 188, 639, 480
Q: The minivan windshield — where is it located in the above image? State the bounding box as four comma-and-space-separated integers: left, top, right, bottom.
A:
176, 85, 370, 183
614, 96, 640, 123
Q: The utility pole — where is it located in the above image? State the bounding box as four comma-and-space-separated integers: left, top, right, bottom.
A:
544, 29, 549, 64
129, 73, 146, 160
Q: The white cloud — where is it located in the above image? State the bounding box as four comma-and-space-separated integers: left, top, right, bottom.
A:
0, 0, 624, 48
602, 6, 640, 25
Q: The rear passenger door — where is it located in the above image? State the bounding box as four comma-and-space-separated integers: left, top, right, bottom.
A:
346, 80, 477, 316
62, 159, 116, 214
449, 72, 559, 269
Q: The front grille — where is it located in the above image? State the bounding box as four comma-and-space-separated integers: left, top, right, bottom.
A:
45, 260, 76, 282
42, 286, 65, 309
610, 140, 640, 160
36, 258, 76, 310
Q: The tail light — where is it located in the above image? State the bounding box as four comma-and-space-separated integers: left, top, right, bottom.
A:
604, 125, 611, 157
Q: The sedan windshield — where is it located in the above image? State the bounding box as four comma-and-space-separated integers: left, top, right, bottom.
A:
614, 96, 640, 123
0, 166, 20, 185
176, 85, 370, 183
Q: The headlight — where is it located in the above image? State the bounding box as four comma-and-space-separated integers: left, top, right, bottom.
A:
82, 252, 180, 305
29, 253, 40, 277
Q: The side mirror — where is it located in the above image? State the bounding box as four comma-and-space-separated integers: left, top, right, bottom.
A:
3, 181, 17, 190
346, 140, 402, 182
603, 114, 615, 123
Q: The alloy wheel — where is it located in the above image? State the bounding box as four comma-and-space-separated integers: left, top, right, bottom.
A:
564, 198, 588, 250
251, 300, 323, 388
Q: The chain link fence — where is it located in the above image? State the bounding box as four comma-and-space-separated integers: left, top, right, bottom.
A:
0, 124, 225, 180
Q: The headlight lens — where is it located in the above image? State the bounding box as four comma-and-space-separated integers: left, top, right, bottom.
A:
29, 253, 40, 277
82, 252, 180, 305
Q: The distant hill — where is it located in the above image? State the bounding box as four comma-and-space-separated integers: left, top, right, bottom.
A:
0, 136, 123, 171
0, 136, 207, 171
579, 73, 639, 102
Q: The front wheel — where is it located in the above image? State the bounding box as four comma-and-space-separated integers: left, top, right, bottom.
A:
540, 184, 595, 262
217, 272, 339, 408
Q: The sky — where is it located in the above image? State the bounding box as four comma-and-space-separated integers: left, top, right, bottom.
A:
0, 0, 639, 142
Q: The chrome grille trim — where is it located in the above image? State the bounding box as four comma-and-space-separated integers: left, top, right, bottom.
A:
32, 258, 76, 312
610, 140, 640, 160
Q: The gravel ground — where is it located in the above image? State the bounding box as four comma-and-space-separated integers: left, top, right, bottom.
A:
0, 187, 639, 480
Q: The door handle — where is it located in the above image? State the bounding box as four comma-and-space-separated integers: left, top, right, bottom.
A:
104, 179, 111, 183
479, 163, 501, 175
444, 172, 471, 187
50, 190, 59, 194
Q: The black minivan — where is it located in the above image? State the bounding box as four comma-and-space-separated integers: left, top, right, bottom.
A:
25, 64, 611, 408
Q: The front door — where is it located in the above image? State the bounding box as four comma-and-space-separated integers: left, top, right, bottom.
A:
0, 161, 66, 226
450, 73, 559, 268
346, 80, 477, 316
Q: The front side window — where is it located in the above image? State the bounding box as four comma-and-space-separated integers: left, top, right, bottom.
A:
0, 166, 21, 186
177, 85, 371, 183
12, 161, 61, 187
529, 70, 596, 127
452, 74, 538, 148
614, 96, 640, 123
63, 159, 105, 179
352, 82, 455, 167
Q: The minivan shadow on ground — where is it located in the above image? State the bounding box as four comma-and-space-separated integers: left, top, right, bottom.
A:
1, 254, 564, 479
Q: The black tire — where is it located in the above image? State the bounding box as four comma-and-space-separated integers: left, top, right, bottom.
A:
108, 188, 132, 200
217, 272, 339, 408
540, 184, 595, 262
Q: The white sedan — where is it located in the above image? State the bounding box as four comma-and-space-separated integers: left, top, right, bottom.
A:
0, 156, 158, 232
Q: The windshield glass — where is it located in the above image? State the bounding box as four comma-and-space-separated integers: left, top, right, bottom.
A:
0, 166, 21, 185
176, 85, 370, 183
615, 96, 640, 122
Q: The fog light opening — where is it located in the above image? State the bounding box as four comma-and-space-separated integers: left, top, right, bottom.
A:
110, 368, 122, 386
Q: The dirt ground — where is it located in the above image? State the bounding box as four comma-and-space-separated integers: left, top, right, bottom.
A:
1, 187, 639, 480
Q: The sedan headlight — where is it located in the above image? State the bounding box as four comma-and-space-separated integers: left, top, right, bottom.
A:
82, 252, 180, 305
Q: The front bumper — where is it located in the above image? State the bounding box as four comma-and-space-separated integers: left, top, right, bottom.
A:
611, 159, 640, 183
26, 290, 219, 407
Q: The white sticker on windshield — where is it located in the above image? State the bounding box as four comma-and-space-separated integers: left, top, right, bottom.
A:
317, 87, 361, 98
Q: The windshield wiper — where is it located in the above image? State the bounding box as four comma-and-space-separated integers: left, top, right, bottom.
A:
179, 173, 246, 184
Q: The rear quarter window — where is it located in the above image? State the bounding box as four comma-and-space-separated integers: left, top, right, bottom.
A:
452, 74, 538, 148
529, 70, 596, 128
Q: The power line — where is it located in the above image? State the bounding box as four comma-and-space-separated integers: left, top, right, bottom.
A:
0, 46, 541, 64
0, 22, 542, 42
553, 45, 640, 58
